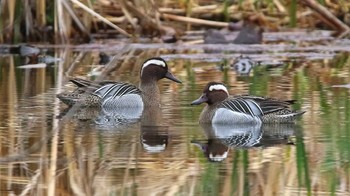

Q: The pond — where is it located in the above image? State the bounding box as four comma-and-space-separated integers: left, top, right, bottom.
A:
1, 32, 350, 195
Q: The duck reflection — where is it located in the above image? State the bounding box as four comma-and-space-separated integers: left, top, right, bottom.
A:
95, 106, 143, 128
57, 106, 101, 121
57, 105, 142, 132
97, 105, 170, 153
141, 125, 169, 153
192, 123, 297, 162
59, 102, 170, 153
140, 105, 169, 153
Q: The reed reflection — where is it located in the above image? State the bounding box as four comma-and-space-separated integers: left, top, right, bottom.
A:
192, 123, 297, 162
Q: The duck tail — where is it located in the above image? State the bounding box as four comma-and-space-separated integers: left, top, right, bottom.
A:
262, 110, 305, 123
56, 93, 79, 106
277, 110, 305, 123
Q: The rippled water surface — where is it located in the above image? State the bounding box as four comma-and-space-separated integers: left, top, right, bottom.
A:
1, 38, 350, 195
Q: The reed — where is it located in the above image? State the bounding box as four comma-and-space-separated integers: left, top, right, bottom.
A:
0, 0, 349, 43
289, 0, 297, 27
0, 0, 16, 43
223, 0, 231, 22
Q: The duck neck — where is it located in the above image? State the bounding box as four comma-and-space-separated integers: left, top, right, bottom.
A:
199, 103, 218, 124
140, 80, 161, 107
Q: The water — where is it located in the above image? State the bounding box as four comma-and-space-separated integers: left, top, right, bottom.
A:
1, 41, 350, 195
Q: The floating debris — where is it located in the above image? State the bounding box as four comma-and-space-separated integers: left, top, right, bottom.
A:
230, 55, 258, 75
17, 63, 47, 69
331, 84, 350, 88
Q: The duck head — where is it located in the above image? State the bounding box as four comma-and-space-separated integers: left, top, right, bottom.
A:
191, 82, 229, 105
140, 57, 182, 83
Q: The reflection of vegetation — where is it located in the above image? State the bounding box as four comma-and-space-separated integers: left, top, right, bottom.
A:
320, 90, 350, 195
230, 150, 240, 195
196, 163, 220, 196
230, 150, 250, 196
295, 132, 311, 195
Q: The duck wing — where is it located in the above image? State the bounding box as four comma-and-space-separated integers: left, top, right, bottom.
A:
93, 82, 141, 99
70, 78, 116, 91
220, 98, 263, 116
235, 95, 295, 115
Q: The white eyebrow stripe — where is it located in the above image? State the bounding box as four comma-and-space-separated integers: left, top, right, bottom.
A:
142, 59, 166, 69
209, 84, 228, 94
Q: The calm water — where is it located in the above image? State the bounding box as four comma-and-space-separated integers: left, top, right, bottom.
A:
1, 43, 350, 195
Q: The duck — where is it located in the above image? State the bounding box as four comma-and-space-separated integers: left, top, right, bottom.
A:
191, 82, 305, 124
57, 57, 182, 108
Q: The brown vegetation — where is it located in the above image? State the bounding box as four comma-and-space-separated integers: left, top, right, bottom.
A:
0, 0, 349, 44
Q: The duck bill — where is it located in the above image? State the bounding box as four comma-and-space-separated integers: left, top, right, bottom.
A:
191, 94, 208, 105
165, 71, 182, 83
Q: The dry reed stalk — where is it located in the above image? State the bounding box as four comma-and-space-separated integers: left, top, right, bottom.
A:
162, 13, 229, 27
83, 0, 95, 32
70, 0, 131, 37
301, 0, 350, 37
120, 0, 162, 34
7, 0, 16, 42
273, 0, 286, 13
24, 0, 35, 38
36, 0, 46, 26
159, 4, 219, 15
62, 0, 90, 38
102, 16, 127, 23
119, 0, 138, 29
55, 0, 70, 43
